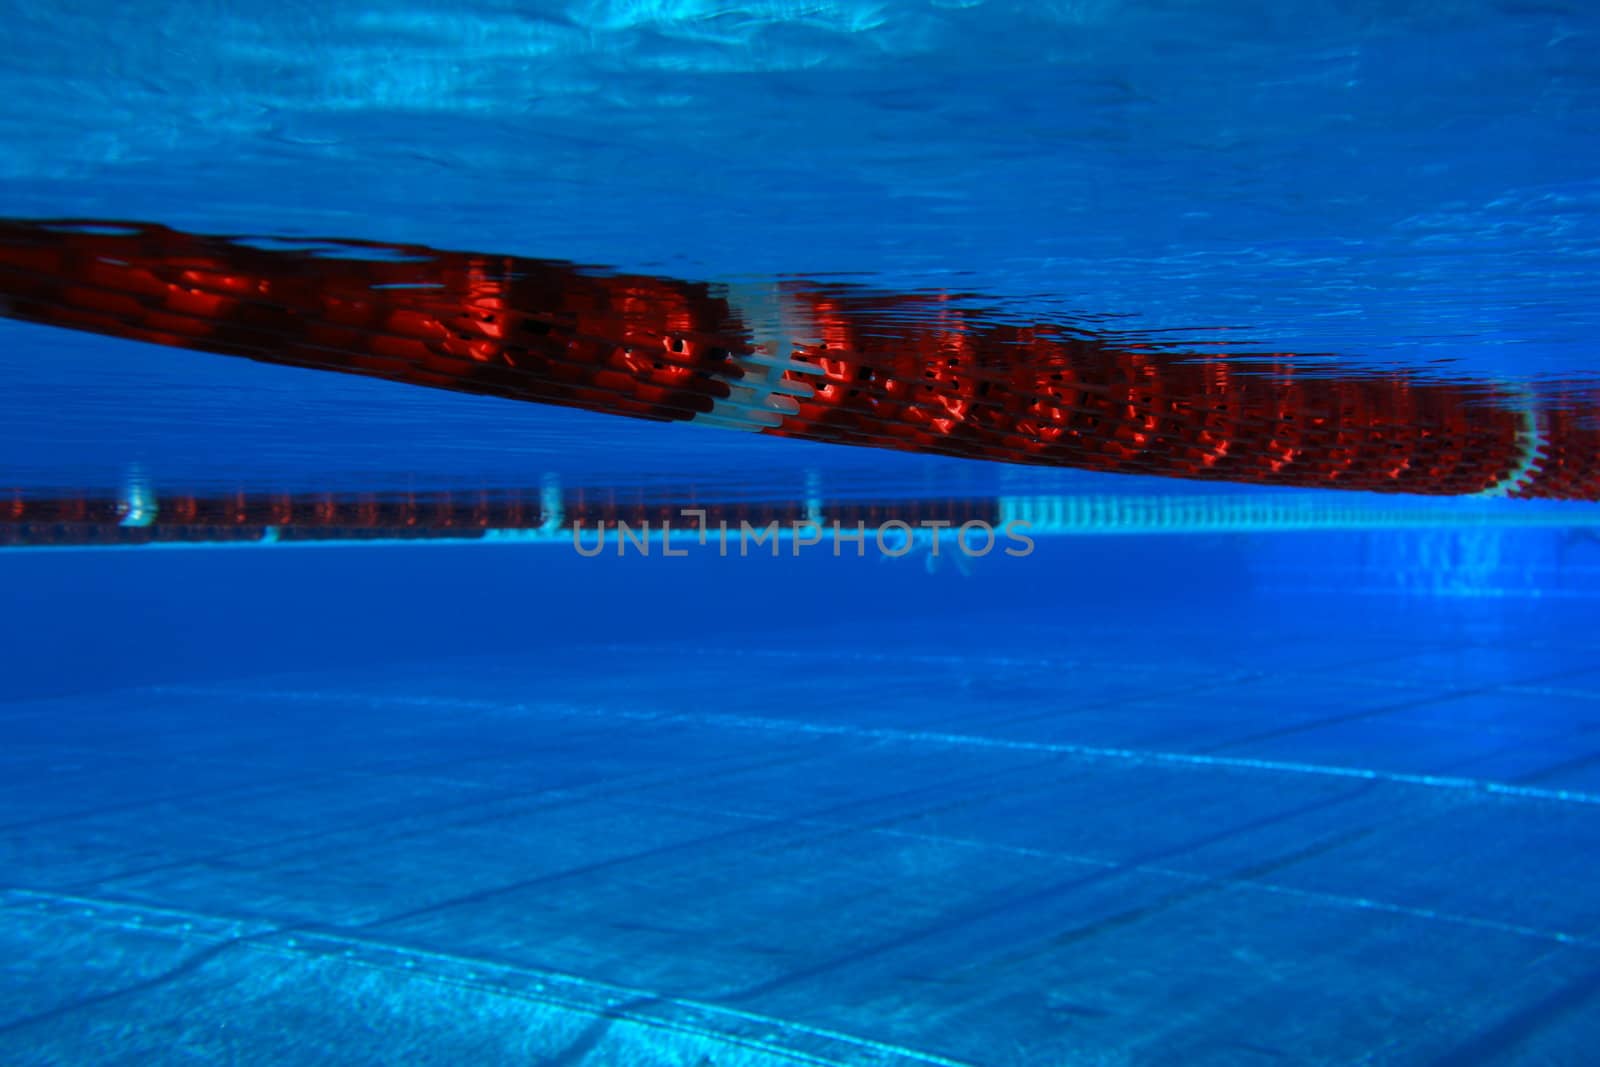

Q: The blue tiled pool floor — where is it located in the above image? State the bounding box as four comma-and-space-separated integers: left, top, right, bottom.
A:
3, 616, 1600, 1065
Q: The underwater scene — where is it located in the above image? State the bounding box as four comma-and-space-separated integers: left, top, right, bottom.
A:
3, 2, 1600, 1064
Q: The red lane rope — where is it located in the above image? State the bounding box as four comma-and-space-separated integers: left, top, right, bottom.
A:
2, 219, 1595, 499
0, 488, 1005, 548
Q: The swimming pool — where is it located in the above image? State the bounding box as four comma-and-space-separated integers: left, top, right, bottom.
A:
3, 2, 1599, 1064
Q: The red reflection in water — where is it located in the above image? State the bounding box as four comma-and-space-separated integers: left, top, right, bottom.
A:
2, 218, 1595, 499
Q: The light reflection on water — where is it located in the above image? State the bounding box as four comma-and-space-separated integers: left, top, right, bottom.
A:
2, 2, 1596, 370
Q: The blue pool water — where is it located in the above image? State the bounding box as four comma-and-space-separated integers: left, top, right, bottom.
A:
3, 2, 1600, 1064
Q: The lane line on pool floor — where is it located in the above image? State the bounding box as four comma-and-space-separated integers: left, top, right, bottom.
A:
147, 684, 1600, 808
0, 888, 971, 1067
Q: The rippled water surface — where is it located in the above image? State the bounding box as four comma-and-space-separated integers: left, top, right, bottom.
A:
4, 1, 1598, 495
4, 2, 1596, 353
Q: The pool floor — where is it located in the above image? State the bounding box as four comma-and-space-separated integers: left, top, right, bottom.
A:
3, 615, 1600, 1065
